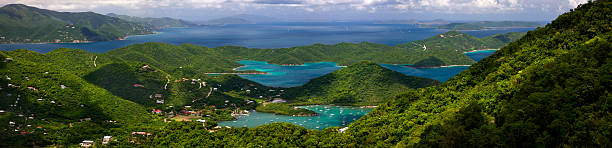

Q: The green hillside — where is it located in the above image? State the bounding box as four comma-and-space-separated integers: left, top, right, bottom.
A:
107, 13, 197, 29
347, 0, 612, 146
286, 61, 441, 105
0, 4, 152, 43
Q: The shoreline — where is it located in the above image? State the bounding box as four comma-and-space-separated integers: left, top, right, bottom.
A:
464, 49, 499, 53
0, 32, 160, 45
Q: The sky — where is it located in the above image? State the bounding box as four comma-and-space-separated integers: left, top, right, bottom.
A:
0, 0, 590, 22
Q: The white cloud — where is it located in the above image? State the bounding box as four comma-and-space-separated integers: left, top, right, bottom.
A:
568, 0, 589, 8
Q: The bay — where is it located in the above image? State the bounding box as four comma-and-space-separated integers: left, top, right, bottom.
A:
218, 105, 373, 130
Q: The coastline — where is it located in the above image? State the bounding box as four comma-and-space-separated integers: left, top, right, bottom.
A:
464, 49, 499, 53
0, 32, 160, 45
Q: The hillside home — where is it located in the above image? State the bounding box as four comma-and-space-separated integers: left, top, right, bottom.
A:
102, 136, 112, 145
79, 140, 94, 147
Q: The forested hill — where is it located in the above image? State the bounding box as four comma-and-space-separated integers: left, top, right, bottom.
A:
107, 13, 198, 29
348, 0, 612, 147
0, 4, 152, 43
285, 61, 441, 105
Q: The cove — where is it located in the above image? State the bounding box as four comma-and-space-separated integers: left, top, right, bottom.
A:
234, 60, 344, 87
218, 105, 373, 130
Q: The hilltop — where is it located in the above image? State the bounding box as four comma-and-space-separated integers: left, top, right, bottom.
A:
285, 61, 441, 105
0, 4, 152, 43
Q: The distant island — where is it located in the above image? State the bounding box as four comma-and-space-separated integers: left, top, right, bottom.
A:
203, 14, 280, 25
426, 21, 543, 30
106, 13, 200, 29
373, 19, 449, 25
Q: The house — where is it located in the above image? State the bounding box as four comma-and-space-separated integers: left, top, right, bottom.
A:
153, 110, 163, 114
102, 136, 112, 145
80, 140, 94, 147
133, 84, 144, 88
156, 100, 164, 104
196, 119, 206, 123
338, 127, 349, 133
154, 94, 163, 98
132, 132, 152, 136
0, 110, 5, 115
271, 98, 287, 103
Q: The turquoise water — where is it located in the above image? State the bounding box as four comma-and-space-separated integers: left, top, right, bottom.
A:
0, 22, 533, 53
235, 60, 343, 87
464, 50, 498, 61
218, 105, 373, 130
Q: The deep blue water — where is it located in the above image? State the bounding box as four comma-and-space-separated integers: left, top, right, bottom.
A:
0, 22, 533, 53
